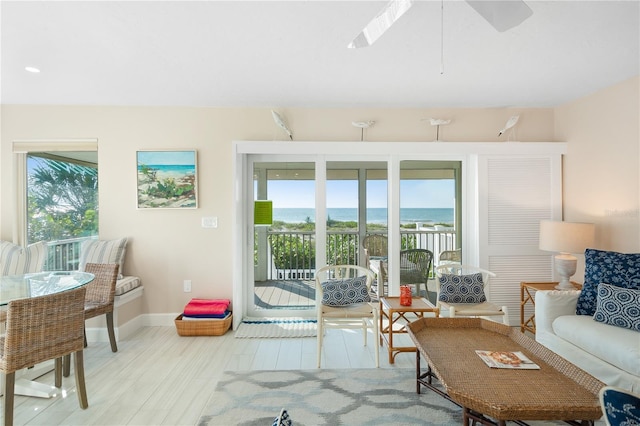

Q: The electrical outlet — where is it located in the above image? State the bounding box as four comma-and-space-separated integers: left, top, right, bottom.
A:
201, 216, 218, 228
183, 280, 192, 292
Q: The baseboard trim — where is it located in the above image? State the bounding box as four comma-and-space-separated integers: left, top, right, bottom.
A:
86, 313, 181, 343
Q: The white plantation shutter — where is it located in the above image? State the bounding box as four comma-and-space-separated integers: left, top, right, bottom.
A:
479, 155, 563, 326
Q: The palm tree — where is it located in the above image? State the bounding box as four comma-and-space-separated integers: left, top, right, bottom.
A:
27, 156, 98, 243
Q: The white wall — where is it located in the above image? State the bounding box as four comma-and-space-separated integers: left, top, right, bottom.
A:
1, 84, 637, 317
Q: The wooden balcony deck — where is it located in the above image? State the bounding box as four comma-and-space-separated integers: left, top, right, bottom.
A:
254, 278, 437, 311
254, 280, 316, 310
254, 280, 435, 310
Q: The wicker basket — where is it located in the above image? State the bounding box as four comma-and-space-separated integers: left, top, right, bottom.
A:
174, 313, 232, 336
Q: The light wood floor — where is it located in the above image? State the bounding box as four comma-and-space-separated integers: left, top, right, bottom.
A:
5, 325, 416, 426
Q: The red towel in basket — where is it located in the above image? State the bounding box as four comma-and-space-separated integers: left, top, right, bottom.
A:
183, 298, 230, 317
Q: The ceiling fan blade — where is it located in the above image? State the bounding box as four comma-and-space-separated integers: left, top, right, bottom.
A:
348, 0, 414, 49
465, 0, 533, 32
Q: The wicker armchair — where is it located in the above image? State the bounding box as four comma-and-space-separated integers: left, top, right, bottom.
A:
1, 286, 88, 426
316, 265, 378, 368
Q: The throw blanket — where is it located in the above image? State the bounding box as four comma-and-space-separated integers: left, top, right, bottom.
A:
183, 298, 230, 318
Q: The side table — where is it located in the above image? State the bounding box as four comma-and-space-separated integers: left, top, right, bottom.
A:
379, 297, 439, 363
520, 281, 582, 334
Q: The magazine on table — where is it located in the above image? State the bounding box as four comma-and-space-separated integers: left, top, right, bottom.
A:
475, 350, 540, 369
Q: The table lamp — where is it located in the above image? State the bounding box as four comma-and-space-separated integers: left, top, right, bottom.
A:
539, 220, 595, 290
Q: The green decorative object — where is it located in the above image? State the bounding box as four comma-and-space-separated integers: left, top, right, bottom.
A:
254, 201, 273, 225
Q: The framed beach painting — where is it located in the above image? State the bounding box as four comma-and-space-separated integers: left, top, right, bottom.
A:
136, 150, 198, 209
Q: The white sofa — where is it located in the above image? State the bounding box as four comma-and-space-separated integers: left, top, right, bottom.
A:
535, 289, 640, 393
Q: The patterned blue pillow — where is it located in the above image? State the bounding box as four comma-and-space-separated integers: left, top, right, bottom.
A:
438, 273, 486, 304
600, 386, 640, 426
593, 283, 640, 331
576, 249, 640, 316
321, 276, 371, 307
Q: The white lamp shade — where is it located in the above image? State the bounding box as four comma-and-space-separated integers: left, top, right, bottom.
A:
539, 220, 595, 254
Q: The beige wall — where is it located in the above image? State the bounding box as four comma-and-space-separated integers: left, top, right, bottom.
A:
1, 84, 637, 316
555, 76, 640, 256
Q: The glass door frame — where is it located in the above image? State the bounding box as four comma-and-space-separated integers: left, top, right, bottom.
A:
248, 154, 323, 318
232, 141, 474, 328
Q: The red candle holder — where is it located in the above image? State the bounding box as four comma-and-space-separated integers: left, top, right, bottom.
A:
400, 285, 412, 306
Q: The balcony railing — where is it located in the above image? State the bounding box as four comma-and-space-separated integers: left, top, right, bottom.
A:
44, 236, 96, 271
266, 229, 457, 281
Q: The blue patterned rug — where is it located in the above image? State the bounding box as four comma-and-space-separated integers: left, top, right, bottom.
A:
197, 368, 461, 425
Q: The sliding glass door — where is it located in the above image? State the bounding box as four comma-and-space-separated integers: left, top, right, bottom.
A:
251, 160, 317, 317
247, 156, 461, 318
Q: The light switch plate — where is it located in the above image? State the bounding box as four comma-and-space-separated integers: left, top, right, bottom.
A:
202, 216, 218, 228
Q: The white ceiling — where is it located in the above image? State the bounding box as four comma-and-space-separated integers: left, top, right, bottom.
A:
2, 1, 639, 109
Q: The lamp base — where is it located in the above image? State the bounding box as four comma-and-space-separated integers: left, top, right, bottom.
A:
554, 254, 577, 290
555, 281, 575, 290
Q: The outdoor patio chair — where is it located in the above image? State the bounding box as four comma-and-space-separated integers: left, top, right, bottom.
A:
362, 234, 387, 295
400, 249, 433, 299
434, 264, 509, 325
362, 234, 387, 265
315, 264, 378, 368
1, 286, 88, 426
438, 248, 461, 265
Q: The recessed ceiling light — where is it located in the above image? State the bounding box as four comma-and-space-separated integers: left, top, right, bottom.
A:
25, 66, 40, 73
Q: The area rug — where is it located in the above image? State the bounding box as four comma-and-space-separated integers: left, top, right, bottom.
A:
234, 317, 317, 338
197, 368, 461, 425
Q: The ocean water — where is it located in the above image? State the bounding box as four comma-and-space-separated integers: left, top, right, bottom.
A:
273, 207, 454, 225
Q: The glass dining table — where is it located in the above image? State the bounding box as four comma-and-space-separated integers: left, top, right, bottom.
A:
0, 271, 95, 398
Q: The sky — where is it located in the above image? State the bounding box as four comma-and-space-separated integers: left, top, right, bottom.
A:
137, 150, 196, 166
266, 179, 454, 208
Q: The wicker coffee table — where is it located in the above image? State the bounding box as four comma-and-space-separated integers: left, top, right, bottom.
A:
407, 318, 604, 426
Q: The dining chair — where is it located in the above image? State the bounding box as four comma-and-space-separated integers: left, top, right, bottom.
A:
434, 264, 509, 325
599, 385, 640, 426
315, 264, 378, 368
63, 262, 119, 377
1, 286, 88, 426
83, 262, 120, 352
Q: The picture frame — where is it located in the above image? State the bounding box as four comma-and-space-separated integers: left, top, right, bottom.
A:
136, 150, 198, 209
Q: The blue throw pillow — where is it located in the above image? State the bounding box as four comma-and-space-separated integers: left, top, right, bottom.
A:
438, 273, 486, 304
576, 249, 640, 316
600, 387, 640, 426
593, 283, 640, 332
321, 276, 371, 307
